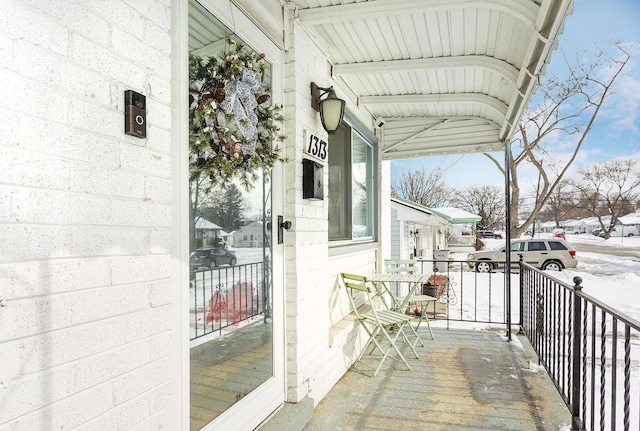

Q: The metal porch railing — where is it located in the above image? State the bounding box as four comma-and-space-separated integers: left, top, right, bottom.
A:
189, 256, 640, 429
520, 260, 640, 431
190, 262, 268, 341
413, 259, 515, 326
416, 256, 640, 430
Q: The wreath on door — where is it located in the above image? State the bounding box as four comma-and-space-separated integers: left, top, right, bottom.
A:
189, 37, 286, 190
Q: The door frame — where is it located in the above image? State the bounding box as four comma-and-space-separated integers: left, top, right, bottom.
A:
171, 1, 286, 429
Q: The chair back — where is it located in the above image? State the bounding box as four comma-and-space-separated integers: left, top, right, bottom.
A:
384, 259, 417, 274
340, 272, 374, 319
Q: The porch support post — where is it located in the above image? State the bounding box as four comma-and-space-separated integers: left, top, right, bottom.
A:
504, 141, 512, 341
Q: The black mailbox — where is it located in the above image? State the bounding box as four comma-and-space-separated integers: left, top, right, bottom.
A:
302, 158, 323, 200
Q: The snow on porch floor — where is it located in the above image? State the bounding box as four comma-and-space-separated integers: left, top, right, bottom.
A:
303, 326, 572, 431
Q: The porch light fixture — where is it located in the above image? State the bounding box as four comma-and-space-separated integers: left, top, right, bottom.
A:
310, 82, 345, 134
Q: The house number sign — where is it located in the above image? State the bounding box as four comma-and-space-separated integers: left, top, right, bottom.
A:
304, 133, 328, 162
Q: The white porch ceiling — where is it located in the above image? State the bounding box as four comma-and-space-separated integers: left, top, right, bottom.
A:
290, 0, 574, 160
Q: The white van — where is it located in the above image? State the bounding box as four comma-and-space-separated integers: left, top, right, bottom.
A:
600, 225, 638, 237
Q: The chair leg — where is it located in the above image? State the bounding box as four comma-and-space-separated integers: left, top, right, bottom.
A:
375, 324, 412, 376
357, 326, 383, 361
422, 303, 434, 340
394, 322, 420, 359
415, 301, 434, 340
404, 317, 425, 349
354, 325, 403, 377
356, 322, 417, 377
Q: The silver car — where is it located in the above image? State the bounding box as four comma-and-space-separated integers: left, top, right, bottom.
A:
468, 238, 578, 272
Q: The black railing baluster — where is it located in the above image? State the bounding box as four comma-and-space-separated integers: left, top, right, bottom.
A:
600, 311, 607, 431
623, 326, 630, 431
571, 277, 582, 431
560, 289, 577, 404
581, 301, 588, 430
519, 255, 524, 328
611, 318, 618, 431
591, 303, 596, 431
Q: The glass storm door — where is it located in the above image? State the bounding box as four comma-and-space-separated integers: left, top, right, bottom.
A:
187, 1, 284, 429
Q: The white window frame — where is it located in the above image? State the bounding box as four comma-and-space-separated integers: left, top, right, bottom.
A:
328, 118, 377, 245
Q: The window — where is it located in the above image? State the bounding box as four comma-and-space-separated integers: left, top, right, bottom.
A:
510, 242, 524, 252
548, 241, 568, 251
328, 122, 375, 241
527, 241, 547, 251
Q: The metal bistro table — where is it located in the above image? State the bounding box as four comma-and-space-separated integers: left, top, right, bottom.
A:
366, 272, 435, 346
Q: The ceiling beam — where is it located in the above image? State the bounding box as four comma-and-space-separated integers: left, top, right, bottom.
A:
359, 93, 508, 119
190, 39, 226, 57
382, 120, 448, 154
297, 0, 538, 30
381, 139, 504, 160
334, 55, 519, 86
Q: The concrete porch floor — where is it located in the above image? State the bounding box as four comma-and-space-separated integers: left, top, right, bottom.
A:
302, 326, 572, 431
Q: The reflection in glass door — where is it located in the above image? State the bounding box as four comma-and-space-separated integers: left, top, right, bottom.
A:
187, 1, 281, 429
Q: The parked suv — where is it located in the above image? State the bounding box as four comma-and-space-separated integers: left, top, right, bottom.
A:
478, 230, 503, 239
468, 238, 577, 272
190, 248, 237, 270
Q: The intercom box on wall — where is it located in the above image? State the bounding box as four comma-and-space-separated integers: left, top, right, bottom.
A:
124, 90, 146, 138
302, 158, 324, 200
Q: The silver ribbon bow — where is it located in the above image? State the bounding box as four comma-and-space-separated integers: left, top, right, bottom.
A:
220, 67, 261, 155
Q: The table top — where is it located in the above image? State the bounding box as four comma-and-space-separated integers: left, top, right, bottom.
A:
366, 273, 429, 284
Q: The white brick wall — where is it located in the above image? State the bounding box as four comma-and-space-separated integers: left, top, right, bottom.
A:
282, 18, 381, 406
282, 22, 332, 403
0, 0, 389, 427
0, 0, 173, 429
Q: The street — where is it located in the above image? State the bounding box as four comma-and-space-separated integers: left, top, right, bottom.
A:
567, 235, 640, 276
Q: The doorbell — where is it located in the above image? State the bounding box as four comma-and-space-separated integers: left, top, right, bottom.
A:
125, 90, 146, 138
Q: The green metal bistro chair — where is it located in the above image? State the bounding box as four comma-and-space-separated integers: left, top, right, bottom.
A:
384, 259, 435, 341
340, 272, 419, 377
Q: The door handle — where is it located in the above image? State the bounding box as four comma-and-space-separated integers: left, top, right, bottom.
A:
277, 215, 292, 244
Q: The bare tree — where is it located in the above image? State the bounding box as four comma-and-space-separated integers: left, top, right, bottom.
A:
451, 185, 505, 229
538, 180, 575, 228
485, 43, 635, 237
571, 159, 640, 239
391, 167, 453, 207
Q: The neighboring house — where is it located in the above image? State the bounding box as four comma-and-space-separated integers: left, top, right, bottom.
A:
539, 220, 556, 233
428, 207, 482, 251
537, 213, 640, 236
580, 217, 602, 233
194, 216, 225, 248
560, 219, 583, 234
619, 211, 640, 233
390, 197, 450, 265
233, 221, 266, 248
